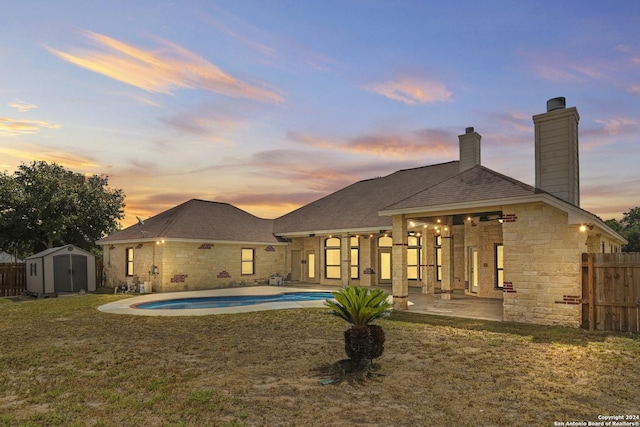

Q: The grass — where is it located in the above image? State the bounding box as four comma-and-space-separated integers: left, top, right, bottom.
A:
0, 294, 639, 426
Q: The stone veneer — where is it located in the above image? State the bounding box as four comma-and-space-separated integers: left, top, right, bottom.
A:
103, 241, 285, 292
501, 202, 585, 327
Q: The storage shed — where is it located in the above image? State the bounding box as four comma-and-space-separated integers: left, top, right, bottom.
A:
26, 245, 96, 296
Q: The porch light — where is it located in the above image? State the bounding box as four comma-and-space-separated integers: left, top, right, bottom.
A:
579, 225, 587, 232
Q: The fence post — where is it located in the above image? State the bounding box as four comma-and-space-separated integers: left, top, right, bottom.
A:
588, 253, 595, 331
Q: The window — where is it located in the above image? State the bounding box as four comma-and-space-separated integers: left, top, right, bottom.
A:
378, 235, 393, 247
435, 236, 442, 282
408, 235, 422, 280
241, 248, 254, 275
350, 236, 359, 279
30, 263, 37, 276
495, 244, 504, 289
126, 247, 134, 276
325, 237, 341, 279
308, 253, 315, 279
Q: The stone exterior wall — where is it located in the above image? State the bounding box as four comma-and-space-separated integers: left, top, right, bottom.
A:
463, 220, 503, 298
452, 225, 466, 291
586, 233, 623, 253
501, 202, 585, 327
102, 241, 286, 292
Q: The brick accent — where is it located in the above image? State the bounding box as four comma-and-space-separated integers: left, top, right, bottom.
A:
198, 243, 213, 249
363, 267, 375, 275
503, 281, 516, 293
170, 274, 188, 283
501, 214, 517, 223
264, 246, 276, 252
217, 271, 230, 279
556, 295, 581, 305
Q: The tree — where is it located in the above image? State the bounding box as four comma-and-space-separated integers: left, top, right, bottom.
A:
324, 286, 393, 371
606, 207, 640, 252
0, 161, 125, 256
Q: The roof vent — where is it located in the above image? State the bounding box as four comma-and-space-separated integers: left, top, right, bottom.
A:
465, 127, 474, 134
546, 97, 566, 112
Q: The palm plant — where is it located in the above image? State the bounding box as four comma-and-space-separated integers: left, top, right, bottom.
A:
324, 286, 393, 368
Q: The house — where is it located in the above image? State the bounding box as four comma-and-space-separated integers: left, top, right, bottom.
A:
26, 244, 96, 296
98, 97, 626, 327
0, 251, 23, 264
98, 200, 288, 292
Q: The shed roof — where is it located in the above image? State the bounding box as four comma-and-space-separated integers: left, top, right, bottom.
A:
26, 244, 95, 260
273, 161, 461, 235
98, 199, 281, 244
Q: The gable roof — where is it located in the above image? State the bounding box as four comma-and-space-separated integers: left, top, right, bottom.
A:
382, 165, 538, 211
273, 161, 461, 235
0, 251, 23, 263
26, 244, 95, 260
97, 199, 281, 244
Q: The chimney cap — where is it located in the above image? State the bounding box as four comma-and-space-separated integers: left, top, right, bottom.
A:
465, 127, 475, 134
546, 97, 566, 112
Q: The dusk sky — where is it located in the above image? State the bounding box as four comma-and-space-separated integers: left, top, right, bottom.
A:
2, 1, 639, 228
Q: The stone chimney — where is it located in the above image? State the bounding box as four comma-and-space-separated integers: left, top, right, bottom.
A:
459, 126, 481, 172
533, 97, 580, 206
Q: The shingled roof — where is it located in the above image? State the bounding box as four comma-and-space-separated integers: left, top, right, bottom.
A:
382, 165, 538, 212
273, 161, 461, 235
98, 199, 281, 244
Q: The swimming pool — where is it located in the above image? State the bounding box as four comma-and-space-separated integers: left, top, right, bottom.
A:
134, 291, 335, 310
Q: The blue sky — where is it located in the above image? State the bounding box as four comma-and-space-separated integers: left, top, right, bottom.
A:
1, 1, 639, 227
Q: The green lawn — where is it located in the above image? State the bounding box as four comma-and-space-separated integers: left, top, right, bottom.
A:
0, 294, 638, 426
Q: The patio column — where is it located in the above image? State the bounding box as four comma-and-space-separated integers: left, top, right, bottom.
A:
360, 235, 375, 287
340, 234, 351, 287
440, 225, 454, 300
392, 215, 408, 310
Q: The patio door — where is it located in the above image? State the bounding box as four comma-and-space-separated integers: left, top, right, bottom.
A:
378, 248, 392, 284
306, 252, 316, 282
469, 247, 478, 293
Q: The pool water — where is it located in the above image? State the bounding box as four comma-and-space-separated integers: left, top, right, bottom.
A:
134, 291, 336, 310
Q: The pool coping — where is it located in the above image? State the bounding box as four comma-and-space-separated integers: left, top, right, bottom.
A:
97, 286, 338, 316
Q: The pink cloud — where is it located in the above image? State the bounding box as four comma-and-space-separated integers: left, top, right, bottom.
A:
48, 31, 284, 103
364, 77, 451, 104
289, 128, 457, 159
0, 117, 61, 135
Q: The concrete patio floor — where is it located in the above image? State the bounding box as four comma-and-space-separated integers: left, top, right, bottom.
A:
98, 284, 503, 322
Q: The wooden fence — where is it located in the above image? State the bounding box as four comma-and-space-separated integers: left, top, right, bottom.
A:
582, 253, 640, 333
0, 263, 26, 297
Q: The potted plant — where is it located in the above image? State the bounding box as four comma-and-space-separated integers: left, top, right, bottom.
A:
324, 286, 393, 370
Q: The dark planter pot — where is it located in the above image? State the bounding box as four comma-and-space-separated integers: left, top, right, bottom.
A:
344, 324, 385, 363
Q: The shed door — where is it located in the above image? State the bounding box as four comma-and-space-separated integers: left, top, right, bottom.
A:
72, 255, 88, 291
54, 255, 72, 293
53, 254, 88, 293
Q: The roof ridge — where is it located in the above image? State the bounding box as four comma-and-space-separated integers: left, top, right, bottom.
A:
393, 160, 459, 174
156, 199, 197, 236
379, 162, 465, 210
474, 165, 535, 192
